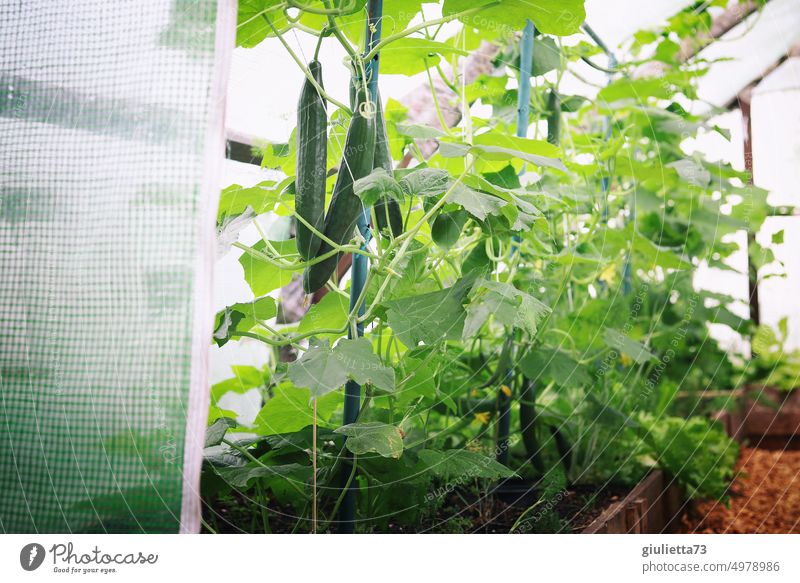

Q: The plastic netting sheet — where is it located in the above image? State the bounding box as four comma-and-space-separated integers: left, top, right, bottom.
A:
0, 0, 232, 533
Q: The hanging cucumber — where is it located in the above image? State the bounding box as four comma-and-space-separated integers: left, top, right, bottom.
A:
372, 91, 403, 237
303, 86, 376, 294
295, 60, 327, 260
546, 89, 560, 146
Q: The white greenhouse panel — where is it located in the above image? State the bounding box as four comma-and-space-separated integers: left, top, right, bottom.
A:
696, 0, 800, 109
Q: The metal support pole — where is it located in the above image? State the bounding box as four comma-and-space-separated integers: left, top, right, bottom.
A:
740, 90, 761, 326
497, 20, 535, 465
338, 0, 382, 534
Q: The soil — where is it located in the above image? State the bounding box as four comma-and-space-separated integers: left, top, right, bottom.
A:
204, 481, 633, 534
681, 446, 800, 534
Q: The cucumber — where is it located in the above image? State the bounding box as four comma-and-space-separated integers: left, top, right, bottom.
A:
303, 86, 376, 294
372, 91, 403, 237
546, 89, 560, 146
295, 60, 327, 260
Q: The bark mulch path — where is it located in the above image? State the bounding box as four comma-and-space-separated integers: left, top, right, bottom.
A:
682, 446, 800, 533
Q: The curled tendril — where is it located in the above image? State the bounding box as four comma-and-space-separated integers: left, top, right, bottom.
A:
358, 99, 377, 120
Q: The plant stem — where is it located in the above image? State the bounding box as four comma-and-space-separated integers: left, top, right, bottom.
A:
363, 5, 497, 63
265, 14, 352, 113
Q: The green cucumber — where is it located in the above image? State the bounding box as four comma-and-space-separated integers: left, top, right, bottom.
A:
546, 89, 560, 146
295, 60, 328, 260
372, 91, 403, 237
303, 86, 376, 294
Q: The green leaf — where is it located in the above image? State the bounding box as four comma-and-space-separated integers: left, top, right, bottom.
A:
462, 240, 493, 276
354, 168, 403, 207
205, 417, 238, 448
383, 277, 474, 346
297, 292, 349, 336
238, 240, 298, 296
463, 279, 550, 338
254, 385, 341, 435
443, 0, 586, 36
217, 179, 294, 223
450, 182, 505, 221
604, 328, 657, 364
211, 365, 268, 403
667, 159, 711, 187
382, 0, 424, 34
431, 210, 468, 248
288, 338, 395, 398
380, 38, 469, 75
598, 78, 675, 103
213, 296, 277, 346
395, 123, 446, 139
335, 422, 404, 458
519, 347, 590, 386
237, 0, 287, 48
395, 356, 437, 406
215, 462, 311, 489
602, 225, 691, 270
530, 36, 562, 76
399, 168, 450, 197
439, 138, 566, 172
334, 338, 396, 394
287, 342, 348, 398
418, 449, 515, 479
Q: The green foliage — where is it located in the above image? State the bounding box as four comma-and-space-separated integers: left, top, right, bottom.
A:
202, 0, 778, 533
637, 415, 739, 500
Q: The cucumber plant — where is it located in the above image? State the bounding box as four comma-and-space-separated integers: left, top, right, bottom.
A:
205, 0, 781, 533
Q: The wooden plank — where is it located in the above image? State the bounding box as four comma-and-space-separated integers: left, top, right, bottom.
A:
582, 471, 682, 534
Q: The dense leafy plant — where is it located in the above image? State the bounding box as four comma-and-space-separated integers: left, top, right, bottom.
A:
203, 0, 779, 533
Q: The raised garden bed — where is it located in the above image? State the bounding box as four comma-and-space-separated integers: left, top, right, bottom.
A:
581, 386, 800, 534
581, 471, 683, 534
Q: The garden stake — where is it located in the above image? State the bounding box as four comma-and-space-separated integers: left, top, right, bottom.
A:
338, 0, 383, 534
496, 19, 535, 465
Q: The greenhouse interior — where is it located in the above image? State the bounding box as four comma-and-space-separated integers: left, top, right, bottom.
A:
2, 0, 800, 546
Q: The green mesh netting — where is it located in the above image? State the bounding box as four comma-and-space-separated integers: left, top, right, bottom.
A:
0, 0, 228, 533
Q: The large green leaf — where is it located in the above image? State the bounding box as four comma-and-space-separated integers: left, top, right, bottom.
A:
238, 240, 298, 296
213, 296, 277, 346
254, 385, 341, 435
211, 365, 269, 403
237, 0, 287, 48
443, 0, 586, 36
335, 422, 404, 458
383, 277, 474, 346
205, 417, 239, 448
530, 36, 562, 76
450, 182, 506, 221
463, 279, 549, 338
604, 328, 657, 364
354, 168, 403, 207
288, 338, 395, 398
439, 139, 566, 172
399, 168, 450, 198
215, 462, 311, 489
519, 347, 590, 386
217, 179, 293, 223
418, 449, 515, 479
297, 292, 349, 336
380, 38, 469, 75
431, 210, 469, 248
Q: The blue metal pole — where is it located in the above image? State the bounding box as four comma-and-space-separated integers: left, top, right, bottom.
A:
497, 20, 534, 465
338, 0, 382, 534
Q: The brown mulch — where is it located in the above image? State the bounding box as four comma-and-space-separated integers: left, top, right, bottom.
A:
682, 446, 800, 533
